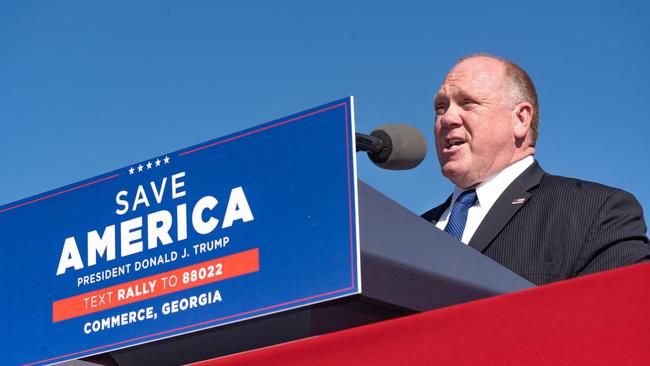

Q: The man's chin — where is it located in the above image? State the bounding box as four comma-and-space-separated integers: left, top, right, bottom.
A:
441, 163, 464, 180
441, 166, 476, 189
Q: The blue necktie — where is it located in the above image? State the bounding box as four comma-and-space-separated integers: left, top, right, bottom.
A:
444, 189, 477, 241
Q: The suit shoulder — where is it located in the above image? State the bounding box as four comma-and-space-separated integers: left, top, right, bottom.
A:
539, 174, 641, 207
541, 174, 625, 195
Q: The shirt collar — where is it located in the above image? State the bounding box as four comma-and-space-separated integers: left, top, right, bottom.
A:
452, 155, 535, 212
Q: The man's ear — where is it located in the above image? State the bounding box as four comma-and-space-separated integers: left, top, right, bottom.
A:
513, 102, 533, 140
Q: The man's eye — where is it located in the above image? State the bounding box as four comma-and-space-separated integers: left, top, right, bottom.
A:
462, 99, 477, 107
435, 104, 448, 114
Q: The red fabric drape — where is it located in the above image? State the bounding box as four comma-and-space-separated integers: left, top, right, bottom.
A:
192, 263, 650, 366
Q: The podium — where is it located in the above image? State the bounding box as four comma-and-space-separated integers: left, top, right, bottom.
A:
93, 181, 533, 365
3, 98, 536, 366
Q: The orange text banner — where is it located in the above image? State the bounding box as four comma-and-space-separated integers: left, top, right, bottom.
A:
52, 248, 259, 322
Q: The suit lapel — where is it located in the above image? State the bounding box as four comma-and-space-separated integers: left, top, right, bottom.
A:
421, 194, 452, 223
468, 161, 546, 252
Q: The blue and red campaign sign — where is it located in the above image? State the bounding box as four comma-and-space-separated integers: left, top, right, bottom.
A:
0, 98, 360, 365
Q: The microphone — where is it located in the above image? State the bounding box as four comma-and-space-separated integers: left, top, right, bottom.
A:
356, 124, 427, 170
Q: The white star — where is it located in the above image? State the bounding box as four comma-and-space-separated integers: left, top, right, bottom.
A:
155, 159, 161, 167
137, 164, 144, 172
146, 161, 153, 170
163, 156, 170, 164
129, 167, 135, 175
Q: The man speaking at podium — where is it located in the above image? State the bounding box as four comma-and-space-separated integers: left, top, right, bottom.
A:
422, 54, 650, 285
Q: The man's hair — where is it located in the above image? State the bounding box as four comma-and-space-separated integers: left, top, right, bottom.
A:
458, 53, 540, 145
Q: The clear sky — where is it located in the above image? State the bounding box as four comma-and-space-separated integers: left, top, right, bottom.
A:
2, 0, 649, 216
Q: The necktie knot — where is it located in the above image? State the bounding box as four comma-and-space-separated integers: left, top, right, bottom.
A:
443, 189, 477, 241
456, 189, 477, 207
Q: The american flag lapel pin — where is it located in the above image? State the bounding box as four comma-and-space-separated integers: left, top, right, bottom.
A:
511, 198, 526, 205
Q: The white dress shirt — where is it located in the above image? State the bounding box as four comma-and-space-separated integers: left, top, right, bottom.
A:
435, 156, 535, 244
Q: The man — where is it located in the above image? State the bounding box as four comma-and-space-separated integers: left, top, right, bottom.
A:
422, 54, 650, 285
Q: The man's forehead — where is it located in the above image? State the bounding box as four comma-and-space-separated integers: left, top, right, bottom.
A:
436, 57, 506, 99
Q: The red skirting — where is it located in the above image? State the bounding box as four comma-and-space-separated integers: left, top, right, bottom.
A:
192, 262, 650, 366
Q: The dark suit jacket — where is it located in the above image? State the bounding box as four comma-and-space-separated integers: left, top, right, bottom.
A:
422, 161, 650, 285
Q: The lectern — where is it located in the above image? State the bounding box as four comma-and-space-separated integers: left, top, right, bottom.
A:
1, 98, 531, 366
96, 180, 533, 365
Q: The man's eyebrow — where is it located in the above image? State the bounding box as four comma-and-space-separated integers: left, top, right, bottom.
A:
437, 87, 474, 103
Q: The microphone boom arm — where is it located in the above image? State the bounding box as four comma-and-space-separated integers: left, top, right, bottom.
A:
355, 131, 393, 165
355, 132, 383, 154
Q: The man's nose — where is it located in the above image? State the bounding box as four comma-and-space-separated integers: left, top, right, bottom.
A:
439, 106, 462, 128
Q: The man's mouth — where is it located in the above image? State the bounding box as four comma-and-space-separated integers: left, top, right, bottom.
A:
445, 139, 466, 149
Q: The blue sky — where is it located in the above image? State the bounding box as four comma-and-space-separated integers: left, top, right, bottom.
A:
2, 0, 649, 216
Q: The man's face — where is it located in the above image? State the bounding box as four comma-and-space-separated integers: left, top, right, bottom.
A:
434, 57, 518, 188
